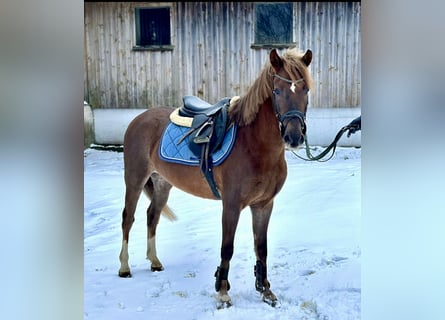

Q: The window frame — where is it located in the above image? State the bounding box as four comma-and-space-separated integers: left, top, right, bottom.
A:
133, 6, 174, 51
251, 2, 296, 49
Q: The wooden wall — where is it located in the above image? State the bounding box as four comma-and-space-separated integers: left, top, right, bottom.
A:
84, 2, 361, 109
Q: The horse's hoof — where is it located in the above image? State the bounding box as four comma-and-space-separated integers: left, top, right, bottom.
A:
216, 300, 232, 309
216, 293, 232, 309
150, 265, 164, 272
118, 270, 132, 278
263, 296, 279, 307
262, 291, 278, 307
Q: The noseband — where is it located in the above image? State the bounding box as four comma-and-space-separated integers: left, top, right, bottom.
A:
271, 74, 307, 137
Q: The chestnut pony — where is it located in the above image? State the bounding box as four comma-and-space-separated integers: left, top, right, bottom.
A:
118, 48, 313, 307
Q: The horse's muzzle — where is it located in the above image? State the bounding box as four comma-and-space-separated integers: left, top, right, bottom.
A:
277, 110, 306, 150
283, 132, 305, 149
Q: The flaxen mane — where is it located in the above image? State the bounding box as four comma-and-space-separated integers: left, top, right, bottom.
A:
229, 48, 313, 126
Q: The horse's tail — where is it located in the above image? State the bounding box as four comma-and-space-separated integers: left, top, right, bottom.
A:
162, 204, 177, 221
143, 176, 177, 222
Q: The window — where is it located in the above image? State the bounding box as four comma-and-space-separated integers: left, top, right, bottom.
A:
134, 7, 173, 50
252, 3, 294, 48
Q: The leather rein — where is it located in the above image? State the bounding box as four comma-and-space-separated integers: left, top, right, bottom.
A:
294, 116, 361, 162
271, 73, 361, 162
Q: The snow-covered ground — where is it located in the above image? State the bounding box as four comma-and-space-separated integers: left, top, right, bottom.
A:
84, 146, 361, 320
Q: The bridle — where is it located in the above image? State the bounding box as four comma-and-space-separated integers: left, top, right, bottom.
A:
270, 73, 361, 162
271, 73, 307, 137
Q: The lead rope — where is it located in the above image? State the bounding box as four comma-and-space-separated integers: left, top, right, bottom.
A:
291, 116, 361, 162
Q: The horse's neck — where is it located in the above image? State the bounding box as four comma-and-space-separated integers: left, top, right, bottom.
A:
247, 98, 284, 153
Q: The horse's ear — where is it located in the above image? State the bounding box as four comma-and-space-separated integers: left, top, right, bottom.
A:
302, 49, 312, 66
270, 49, 283, 71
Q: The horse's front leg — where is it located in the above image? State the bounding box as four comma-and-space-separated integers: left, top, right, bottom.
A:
214, 203, 241, 308
251, 201, 278, 306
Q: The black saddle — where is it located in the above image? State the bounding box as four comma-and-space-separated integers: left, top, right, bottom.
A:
180, 96, 230, 117
177, 96, 233, 199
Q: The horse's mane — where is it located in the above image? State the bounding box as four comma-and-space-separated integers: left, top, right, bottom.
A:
229, 48, 313, 126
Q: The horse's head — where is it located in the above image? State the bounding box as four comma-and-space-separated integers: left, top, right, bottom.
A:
269, 48, 312, 149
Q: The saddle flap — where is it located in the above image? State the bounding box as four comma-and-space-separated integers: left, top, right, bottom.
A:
191, 114, 211, 129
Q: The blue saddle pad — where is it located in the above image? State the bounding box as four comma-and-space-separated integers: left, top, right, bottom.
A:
159, 122, 237, 166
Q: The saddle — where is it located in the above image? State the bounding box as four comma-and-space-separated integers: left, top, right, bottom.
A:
169, 95, 237, 199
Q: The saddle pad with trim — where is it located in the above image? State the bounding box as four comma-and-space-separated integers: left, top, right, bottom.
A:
159, 122, 237, 166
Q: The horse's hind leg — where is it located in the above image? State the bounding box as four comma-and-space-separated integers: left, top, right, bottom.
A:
143, 173, 173, 272
251, 201, 278, 306
118, 179, 146, 278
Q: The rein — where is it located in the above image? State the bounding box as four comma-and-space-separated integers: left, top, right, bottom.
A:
270, 72, 361, 162
291, 116, 361, 162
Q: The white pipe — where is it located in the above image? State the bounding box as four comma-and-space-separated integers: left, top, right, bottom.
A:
88, 107, 361, 147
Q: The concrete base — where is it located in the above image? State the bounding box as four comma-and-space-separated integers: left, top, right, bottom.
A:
93, 109, 147, 145
83, 102, 95, 149
86, 107, 361, 147
305, 107, 361, 147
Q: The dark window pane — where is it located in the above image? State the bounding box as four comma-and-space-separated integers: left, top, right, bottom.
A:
137, 7, 171, 46
255, 3, 293, 44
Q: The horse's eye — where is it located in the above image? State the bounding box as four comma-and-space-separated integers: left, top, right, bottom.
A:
273, 88, 280, 95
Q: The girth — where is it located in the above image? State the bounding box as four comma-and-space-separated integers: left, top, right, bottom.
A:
170, 96, 233, 199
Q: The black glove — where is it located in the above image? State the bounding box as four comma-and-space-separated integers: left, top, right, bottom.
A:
346, 116, 361, 137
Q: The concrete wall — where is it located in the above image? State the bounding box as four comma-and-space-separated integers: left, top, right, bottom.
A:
84, 106, 361, 148
92, 109, 147, 146
305, 107, 361, 147
83, 102, 95, 149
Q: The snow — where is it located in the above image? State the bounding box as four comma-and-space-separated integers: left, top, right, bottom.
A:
84, 146, 361, 319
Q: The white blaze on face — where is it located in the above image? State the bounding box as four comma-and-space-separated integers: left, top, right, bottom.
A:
290, 82, 296, 93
